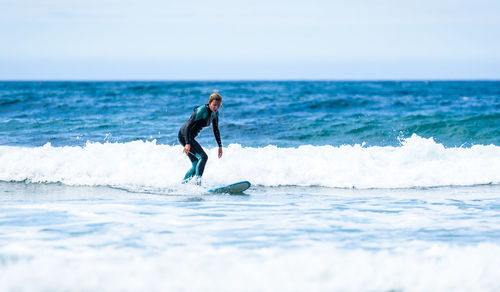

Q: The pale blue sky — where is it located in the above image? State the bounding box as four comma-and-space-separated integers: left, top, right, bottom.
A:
1, 0, 499, 80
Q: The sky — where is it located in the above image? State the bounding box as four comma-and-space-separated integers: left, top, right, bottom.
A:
1, 0, 500, 80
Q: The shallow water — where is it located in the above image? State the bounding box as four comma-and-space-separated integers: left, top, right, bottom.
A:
1, 182, 500, 291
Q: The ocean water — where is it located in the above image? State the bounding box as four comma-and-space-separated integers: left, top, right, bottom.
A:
1, 81, 500, 291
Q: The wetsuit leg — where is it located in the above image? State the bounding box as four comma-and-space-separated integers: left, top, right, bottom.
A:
178, 132, 208, 180
189, 140, 208, 177
178, 132, 197, 180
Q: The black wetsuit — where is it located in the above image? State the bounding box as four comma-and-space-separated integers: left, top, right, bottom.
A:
178, 104, 222, 180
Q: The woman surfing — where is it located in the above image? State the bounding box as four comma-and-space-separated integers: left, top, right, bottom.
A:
178, 93, 223, 184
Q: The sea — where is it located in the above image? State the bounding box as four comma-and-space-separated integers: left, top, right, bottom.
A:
1, 81, 499, 291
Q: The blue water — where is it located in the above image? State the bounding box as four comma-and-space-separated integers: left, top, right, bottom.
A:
1, 81, 499, 147
1, 81, 500, 291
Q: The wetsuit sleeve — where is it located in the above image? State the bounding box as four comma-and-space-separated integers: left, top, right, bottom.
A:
212, 116, 222, 147
183, 111, 197, 145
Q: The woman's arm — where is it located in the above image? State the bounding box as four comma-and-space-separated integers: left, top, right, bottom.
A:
212, 116, 223, 158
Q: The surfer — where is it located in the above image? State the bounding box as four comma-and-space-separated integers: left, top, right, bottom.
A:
178, 93, 223, 184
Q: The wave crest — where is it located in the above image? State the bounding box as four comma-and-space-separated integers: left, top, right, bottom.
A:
0, 135, 499, 189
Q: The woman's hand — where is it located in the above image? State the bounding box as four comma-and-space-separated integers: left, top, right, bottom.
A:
218, 147, 223, 158
184, 144, 191, 155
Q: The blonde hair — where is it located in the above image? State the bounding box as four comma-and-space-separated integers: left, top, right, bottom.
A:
208, 93, 223, 116
209, 93, 222, 104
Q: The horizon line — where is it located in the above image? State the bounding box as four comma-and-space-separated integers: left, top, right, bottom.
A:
1, 78, 500, 82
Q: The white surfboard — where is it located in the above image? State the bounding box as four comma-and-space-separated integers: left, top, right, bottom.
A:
208, 181, 251, 194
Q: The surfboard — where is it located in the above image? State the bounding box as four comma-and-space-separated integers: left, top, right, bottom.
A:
208, 181, 251, 194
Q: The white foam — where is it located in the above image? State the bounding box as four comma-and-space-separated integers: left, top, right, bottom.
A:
0, 134, 499, 189
1, 243, 499, 292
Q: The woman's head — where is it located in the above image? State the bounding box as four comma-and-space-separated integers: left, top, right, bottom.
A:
208, 93, 222, 113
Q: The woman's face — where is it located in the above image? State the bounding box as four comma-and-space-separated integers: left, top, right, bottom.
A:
209, 100, 222, 112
